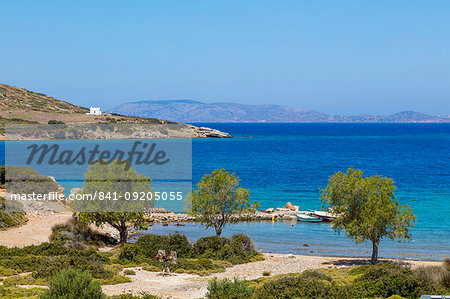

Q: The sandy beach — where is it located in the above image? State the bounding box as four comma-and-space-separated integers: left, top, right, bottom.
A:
0, 212, 73, 248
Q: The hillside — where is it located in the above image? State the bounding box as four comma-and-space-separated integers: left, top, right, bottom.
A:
109, 100, 450, 123
0, 84, 88, 113
0, 84, 231, 138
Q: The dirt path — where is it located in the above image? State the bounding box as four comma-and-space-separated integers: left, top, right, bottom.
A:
0, 212, 73, 248
102, 253, 441, 299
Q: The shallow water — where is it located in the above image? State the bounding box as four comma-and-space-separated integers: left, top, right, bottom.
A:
2, 123, 449, 259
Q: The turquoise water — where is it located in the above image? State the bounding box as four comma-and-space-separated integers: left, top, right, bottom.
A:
186, 123, 450, 260
2, 123, 449, 259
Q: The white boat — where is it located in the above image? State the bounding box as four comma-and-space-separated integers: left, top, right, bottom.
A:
312, 211, 336, 222
296, 213, 322, 222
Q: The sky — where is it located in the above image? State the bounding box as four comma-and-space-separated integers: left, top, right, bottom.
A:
1, 0, 449, 115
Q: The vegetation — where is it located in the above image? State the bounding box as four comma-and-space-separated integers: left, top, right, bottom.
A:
0, 285, 45, 298
75, 161, 153, 244
205, 261, 450, 299
0, 83, 88, 113
186, 169, 258, 236
0, 196, 28, 230
116, 233, 262, 275
0, 115, 39, 134
320, 167, 416, 264
50, 218, 117, 249
2, 165, 61, 197
41, 269, 105, 299
206, 277, 255, 299
47, 119, 65, 124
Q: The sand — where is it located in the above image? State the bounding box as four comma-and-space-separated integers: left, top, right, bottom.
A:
0, 212, 73, 248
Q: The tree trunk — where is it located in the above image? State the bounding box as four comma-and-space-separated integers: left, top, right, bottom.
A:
371, 239, 379, 264
118, 223, 128, 244
215, 225, 222, 236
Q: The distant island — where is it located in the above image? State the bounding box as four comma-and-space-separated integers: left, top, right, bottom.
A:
109, 100, 450, 123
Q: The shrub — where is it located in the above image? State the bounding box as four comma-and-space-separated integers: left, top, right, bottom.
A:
50, 218, 117, 248
262, 271, 271, 276
0, 196, 27, 230
0, 285, 45, 298
353, 262, 441, 298
135, 233, 191, 259
48, 119, 65, 124
206, 277, 254, 299
97, 274, 131, 285
119, 244, 140, 262
123, 269, 136, 275
192, 234, 259, 264
41, 269, 105, 299
252, 273, 345, 299
3, 274, 46, 286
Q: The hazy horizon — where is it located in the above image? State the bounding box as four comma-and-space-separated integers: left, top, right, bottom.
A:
1, 1, 449, 115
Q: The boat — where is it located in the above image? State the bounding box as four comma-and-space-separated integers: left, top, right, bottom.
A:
296, 213, 323, 222
312, 211, 336, 222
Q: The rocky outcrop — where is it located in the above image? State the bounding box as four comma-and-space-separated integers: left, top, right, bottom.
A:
191, 126, 232, 138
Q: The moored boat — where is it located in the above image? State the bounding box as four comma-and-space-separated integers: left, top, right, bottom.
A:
312, 211, 336, 222
296, 213, 323, 222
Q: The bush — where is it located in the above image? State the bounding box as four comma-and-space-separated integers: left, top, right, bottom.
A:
119, 244, 140, 262
0, 285, 45, 298
252, 272, 345, 299
0, 196, 28, 230
135, 233, 191, 259
262, 271, 271, 276
50, 218, 117, 249
192, 234, 259, 264
41, 269, 105, 299
48, 120, 65, 124
353, 263, 437, 298
206, 277, 254, 299
123, 269, 136, 275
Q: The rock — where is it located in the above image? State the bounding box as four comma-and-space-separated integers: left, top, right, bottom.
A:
286, 202, 295, 211
192, 126, 232, 138
293, 205, 300, 211
265, 208, 274, 213
287, 254, 295, 259
303, 244, 309, 247
258, 249, 263, 254
282, 215, 296, 220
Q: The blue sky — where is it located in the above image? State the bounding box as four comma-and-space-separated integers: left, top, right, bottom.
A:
1, 1, 449, 115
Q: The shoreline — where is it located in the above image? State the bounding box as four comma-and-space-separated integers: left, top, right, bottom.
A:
0, 211, 447, 262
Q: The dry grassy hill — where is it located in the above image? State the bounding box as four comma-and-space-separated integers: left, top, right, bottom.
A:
0, 83, 231, 138
0, 84, 88, 113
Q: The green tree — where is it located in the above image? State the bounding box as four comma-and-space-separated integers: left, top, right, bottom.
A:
320, 167, 416, 264
41, 268, 105, 299
186, 169, 258, 236
74, 161, 153, 244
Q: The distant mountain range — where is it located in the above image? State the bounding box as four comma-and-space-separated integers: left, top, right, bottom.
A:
109, 100, 450, 123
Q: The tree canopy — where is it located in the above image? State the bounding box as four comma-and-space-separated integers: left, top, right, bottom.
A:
320, 167, 416, 264
186, 168, 258, 236
74, 160, 153, 243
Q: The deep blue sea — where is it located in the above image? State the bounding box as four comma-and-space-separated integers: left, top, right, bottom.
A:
1, 123, 449, 260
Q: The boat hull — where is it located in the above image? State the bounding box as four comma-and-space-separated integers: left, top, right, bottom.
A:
296, 213, 323, 222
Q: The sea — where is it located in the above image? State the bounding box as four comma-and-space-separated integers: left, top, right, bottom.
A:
1, 123, 449, 260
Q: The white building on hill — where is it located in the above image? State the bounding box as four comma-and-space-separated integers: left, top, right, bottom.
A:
87, 107, 102, 115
